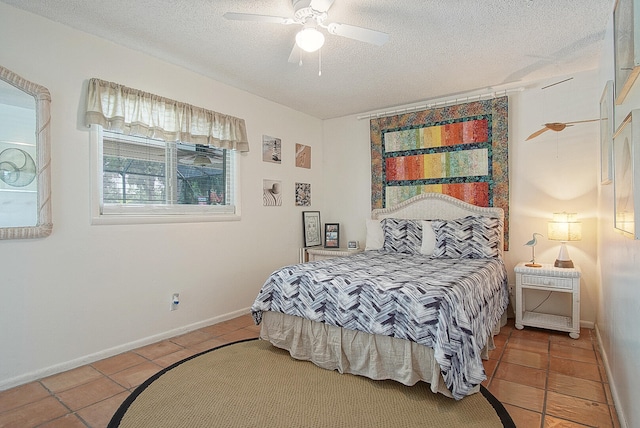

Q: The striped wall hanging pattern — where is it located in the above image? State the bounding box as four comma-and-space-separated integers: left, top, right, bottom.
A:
370, 96, 509, 250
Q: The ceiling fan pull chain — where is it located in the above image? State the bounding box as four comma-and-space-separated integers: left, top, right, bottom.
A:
318, 48, 322, 76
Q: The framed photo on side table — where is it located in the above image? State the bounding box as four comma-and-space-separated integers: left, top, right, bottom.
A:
600, 80, 615, 184
613, 110, 640, 239
324, 223, 340, 248
302, 211, 321, 247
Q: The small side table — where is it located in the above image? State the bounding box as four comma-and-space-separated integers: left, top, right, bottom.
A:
514, 262, 581, 339
306, 247, 363, 262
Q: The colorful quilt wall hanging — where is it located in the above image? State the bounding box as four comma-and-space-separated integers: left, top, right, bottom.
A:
370, 96, 509, 250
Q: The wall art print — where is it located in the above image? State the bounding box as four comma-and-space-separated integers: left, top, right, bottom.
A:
262, 135, 281, 163
600, 80, 614, 185
613, 110, 640, 239
263, 179, 282, 206
614, 0, 640, 105
370, 96, 509, 249
295, 143, 311, 168
295, 182, 311, 206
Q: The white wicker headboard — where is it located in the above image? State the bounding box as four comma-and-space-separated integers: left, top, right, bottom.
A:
371, 193, 504, 255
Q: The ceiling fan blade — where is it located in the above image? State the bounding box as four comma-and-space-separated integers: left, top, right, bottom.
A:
288, 44, 302, 64
325, 22, 390, 46
310, 0, 335, 13
223, 12, 294, 25
563, 119, 599, 125
526, 127, 550, 141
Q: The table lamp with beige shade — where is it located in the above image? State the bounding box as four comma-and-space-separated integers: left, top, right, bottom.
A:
548, 212, 582, 268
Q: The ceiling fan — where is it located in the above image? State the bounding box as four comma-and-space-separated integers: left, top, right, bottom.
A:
526, 119, 599, 141
223, 0, 390, 63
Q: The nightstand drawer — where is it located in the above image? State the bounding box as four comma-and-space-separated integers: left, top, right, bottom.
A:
520, 274, 573, 290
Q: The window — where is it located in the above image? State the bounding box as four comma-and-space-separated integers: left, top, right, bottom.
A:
84, 78, 248, 224
91, 128, 238, 223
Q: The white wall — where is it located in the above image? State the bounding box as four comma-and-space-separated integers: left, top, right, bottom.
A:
321, 116, 372, 243
595, 8, 640, 428
0, 3, 324, 390
324, 70, 601, 326
506, 73, 600, 323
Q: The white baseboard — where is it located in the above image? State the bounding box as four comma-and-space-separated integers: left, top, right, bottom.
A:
594, 324, 628, 428
580, 320, 595, 329
0, 307, 252, 392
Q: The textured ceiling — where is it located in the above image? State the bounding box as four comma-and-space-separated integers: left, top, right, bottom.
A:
2, 0, 614, 119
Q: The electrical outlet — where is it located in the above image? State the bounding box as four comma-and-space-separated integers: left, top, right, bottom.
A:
170, 293, 180, 311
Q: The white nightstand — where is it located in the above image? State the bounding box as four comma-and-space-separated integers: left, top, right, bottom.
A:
306, 247, 363, 261
514, 262, 581, 339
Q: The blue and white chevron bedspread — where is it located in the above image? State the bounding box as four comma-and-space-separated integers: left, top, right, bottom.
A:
251, 251, 509, 400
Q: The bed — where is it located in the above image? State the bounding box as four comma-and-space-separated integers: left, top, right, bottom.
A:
251, 193, 509, 400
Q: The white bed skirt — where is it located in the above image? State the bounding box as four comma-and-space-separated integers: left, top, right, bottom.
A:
259, 311, 502, 398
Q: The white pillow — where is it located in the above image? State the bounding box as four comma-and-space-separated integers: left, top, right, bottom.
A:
365, 218, 384, 250
420, 221, 436, 256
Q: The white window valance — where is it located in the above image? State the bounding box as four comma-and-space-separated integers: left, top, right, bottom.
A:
84, 78, 249, 152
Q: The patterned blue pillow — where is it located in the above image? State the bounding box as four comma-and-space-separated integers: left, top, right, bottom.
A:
431, 216, 501, 259
381, 218, 423, 254
471, 216, 502, 257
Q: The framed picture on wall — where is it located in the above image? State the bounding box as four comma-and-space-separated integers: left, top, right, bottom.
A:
302, 211, 321, 247
613, 0, 640, 104
295, 182, 311, 206
600, 80, 614, 185
262, 135, 282, 164
263, 179, 282, 206
613, 110, 640, 239
324, 223, 340, 248
295, 143, 311, 169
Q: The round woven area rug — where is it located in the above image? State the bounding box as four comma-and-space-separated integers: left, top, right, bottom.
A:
109, 339, 514, 428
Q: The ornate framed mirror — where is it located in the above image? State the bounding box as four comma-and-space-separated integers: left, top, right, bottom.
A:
0, 66, 52, 239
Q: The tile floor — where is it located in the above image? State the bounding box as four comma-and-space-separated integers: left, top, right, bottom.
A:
485, 320, 620, 427
0, 316, 620, 428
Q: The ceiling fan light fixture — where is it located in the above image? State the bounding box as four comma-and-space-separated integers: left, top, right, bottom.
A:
295, 27, 325, 52
193, 154, 211, 166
